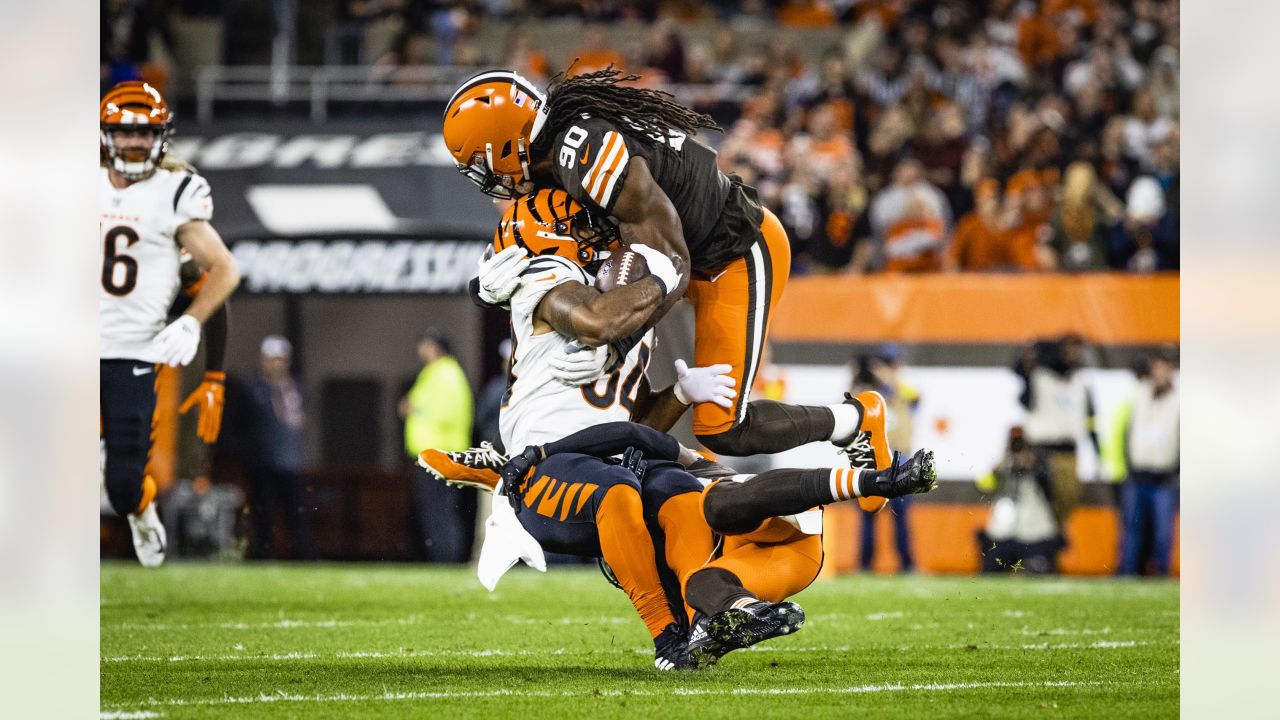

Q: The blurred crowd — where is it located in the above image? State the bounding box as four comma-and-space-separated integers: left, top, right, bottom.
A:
104, 0, 1179, 275
342, 0, 1182, 275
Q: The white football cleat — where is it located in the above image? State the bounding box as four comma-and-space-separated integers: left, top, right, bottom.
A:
127, 502, 167, 568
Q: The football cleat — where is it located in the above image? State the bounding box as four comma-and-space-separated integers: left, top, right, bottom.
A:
834, 391, 892, 514
861, 449, 939, 499
694, 601, 805, 665
417, 442, 506, 492
653, 622, 692, 671
687, 612, 730, 669
127, 502, 167, 568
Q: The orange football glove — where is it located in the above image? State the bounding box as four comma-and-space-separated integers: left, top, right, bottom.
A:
179, 371, 226, 444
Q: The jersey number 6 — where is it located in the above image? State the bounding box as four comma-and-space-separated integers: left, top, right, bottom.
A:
102, 225, 141, 296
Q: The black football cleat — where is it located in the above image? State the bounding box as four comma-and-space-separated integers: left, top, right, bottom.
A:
687, 612, 729, 669
861, 448, 939, 499
694, 601, 805, 666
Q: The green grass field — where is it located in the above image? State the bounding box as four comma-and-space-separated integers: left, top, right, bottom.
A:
101, 563, 1178, 719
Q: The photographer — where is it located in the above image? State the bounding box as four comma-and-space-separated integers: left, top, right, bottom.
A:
976, 426, 1064, 574
1012, 334, 1099, 534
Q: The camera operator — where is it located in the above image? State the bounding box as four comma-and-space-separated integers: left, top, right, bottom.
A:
1012, 333, 1099, 535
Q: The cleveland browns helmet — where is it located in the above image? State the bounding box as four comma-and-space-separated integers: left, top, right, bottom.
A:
100, 81, 173, 180
443, 71, 549, 199
493, 188, 619, 274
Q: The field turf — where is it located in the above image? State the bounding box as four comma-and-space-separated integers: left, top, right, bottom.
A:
101, 563, 1178, 719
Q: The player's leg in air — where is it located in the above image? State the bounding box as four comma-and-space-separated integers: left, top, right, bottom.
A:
686, 214, 895, 513
100, 360, 166, 567
638, 453, 937, 668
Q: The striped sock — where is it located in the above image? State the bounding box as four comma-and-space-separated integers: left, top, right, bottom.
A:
827, 467, 865, 502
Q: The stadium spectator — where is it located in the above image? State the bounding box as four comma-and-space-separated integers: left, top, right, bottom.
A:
867, 159, 950, 273
568, 23, 625, 75
806, 160, 871, 273
907, 101, 970, 211
776, 0, 836, 28
1049, 162, 1124, 272
1000, 169, 1055, 271
1123, 87, 1175, 173
1113, 349, 1180, 576
947, 178, 1017, 272
854, 346, 920, 574
1110, 176, 1178, 272
640, 17, 687, 83
241, 336, 315, 560
400, 330, 476, 563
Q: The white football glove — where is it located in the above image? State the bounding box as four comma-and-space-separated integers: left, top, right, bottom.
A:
673, 359, 737, 407
628, 243, 683, 295
548, 341, 615, 385
150, 315, 201, 367
476, 245, 531, 306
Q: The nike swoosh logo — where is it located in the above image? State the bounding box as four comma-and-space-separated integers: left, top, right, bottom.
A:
579, 144, 591, 165
133, 366, 153, 376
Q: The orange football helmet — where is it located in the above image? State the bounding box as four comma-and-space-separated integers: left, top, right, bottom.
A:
443, 70, 549, 199
492, 188, 619, 273
100, 81, 173, 180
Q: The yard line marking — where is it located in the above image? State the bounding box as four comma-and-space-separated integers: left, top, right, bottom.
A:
101, 712, 163, 719
103, 680, 1127, 711
105, 616, 426, 632
1019, 627, 1114, 636
864, 612, 904, 621
104, 614, 631, 632
102, 640, 1176, 664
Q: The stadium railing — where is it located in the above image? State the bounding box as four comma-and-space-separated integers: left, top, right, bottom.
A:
194, 64, 758, 123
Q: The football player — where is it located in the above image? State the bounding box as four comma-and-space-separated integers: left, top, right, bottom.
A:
443, 70, 888, 513
426, 419, 937, 668
100, 82, 239, 567
436, 187, 741, 669
423, 189, 925, 668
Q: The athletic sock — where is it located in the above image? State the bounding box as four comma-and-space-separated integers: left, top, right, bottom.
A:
827, 403, 861, 442
685, 567, 757, 616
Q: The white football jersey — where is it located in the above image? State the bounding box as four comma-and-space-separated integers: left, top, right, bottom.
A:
99, 166, 213, 361
499, 254, 654, 453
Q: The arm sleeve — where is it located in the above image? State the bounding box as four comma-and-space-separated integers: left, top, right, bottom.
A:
550, 119, 632, 216
542, 421, 681, 463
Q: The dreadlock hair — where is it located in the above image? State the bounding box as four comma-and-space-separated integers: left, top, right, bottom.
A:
532, 66, 722, 156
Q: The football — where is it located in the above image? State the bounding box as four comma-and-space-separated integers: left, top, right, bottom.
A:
593, 249, 650, 292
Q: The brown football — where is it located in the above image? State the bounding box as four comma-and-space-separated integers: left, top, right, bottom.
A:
593, 249, 650, 292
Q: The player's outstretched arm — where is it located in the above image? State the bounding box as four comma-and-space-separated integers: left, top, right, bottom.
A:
175, 220, 240, 324
541, 421, 682, 463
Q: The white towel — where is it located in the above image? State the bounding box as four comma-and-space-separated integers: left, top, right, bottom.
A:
476, 481, 547, 591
